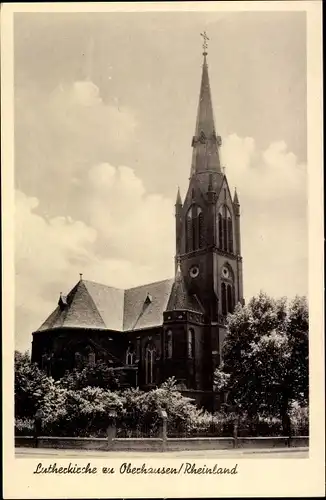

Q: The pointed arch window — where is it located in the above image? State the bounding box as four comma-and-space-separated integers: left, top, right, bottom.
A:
145, 344, 156, 384
221, 282, 235, 315
218, 205, 233, 253
126, 345, 135, 365
221, 282, 227, 316
166, 330, 173, 359
227, 284, 234, 314
186, 204, 204, 252
221, 265, 235, 316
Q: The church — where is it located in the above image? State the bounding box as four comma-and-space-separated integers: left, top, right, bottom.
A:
31, 41, 244, 409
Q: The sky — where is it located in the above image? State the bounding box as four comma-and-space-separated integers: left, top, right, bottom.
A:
14, 11, 307, 353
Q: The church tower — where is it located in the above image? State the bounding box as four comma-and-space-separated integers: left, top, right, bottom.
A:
166, 34, 244, 402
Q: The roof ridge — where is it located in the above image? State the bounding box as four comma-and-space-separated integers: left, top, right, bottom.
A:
81, 278, 174, 293
125, 277, 174, 292
82, 279, 124, 291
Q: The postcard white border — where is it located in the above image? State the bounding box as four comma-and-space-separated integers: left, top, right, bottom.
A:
2, 2, 324, 498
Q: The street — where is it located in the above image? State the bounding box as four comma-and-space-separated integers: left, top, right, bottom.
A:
16, 447, 308, 459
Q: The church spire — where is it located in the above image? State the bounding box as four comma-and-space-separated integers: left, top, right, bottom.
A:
191, 33, 222, 177
166, 257, 203, 313
175, 186, 182, 206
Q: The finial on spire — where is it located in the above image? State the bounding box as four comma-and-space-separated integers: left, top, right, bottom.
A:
200, 30, 209, 56
222, 166, 226, 175
79, 273, 83, 281
176, 256, 182, 276
175, 186, 182, 205
233, 188, 240, 205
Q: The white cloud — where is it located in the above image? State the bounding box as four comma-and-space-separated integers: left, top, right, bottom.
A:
48, 81, 137, 151
15, 190, 97, 352
222, 134, 306, 203
15, 80, 138, 197
220, 134, 307, 301
70, 81, 103, 107
221, 134, 255, 175
15, 163, 175, 352
87, 163, 174, 266
15, 133, 307, 353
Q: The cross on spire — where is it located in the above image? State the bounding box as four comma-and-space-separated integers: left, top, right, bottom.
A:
200, 31, 209, 55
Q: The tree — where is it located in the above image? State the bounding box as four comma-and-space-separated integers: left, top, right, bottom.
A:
214, 293, 308, 435
59, 361, 121, 391
14, 350, 53, 419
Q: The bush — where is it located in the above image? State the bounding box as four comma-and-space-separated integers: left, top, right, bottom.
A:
236, 414, 283, 437
14, 352, 309, 438
290, 403, 309, 436
116, 378, 207, 437
59, 362, 121, 391
40, 386, 123, 437
15, 418, 34, 436
117, 388, 162, 437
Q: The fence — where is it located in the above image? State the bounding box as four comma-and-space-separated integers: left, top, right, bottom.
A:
116, 411, 161, 438
15, 409, 309, 452
16, 411, 309, 440
167, 417, 233, 438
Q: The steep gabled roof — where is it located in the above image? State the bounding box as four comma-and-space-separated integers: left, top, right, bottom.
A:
83, 280, 124, 330
36, 278, 174, 333
123, 279, 174, 331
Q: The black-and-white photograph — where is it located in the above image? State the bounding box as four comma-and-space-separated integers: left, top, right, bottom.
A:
13, 9, 309, 454
2, 2, 324, 498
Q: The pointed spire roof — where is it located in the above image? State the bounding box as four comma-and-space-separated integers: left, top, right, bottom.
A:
233, 188, 240, 205
191, 51, 222, 177
166, 263, 203, 313
175, 186, 182, 205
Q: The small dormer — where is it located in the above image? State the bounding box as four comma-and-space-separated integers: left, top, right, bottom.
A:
145, 293, 153, 305
58, 293, 68, 310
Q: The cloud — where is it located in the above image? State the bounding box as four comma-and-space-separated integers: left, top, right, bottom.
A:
220, 134, 307, 301
15, 134, 307, 353
15, 162, 175, 352
222, 134, 306, 203
15, 80, 137, 203
15, 190, 96, 352
87, 163, 174, 266
48, 81, 137, 148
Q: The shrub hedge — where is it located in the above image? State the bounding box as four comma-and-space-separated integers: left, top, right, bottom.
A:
14, 352, 309, 438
